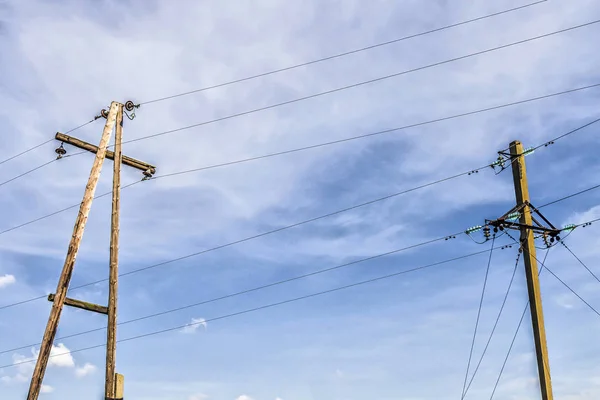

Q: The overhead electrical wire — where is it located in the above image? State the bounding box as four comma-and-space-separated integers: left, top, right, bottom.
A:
3, 91, 599, 240
560, 241, 600, 284
489, 247, 600, 399
0, 165, 490, 310
1, 170, 599, 314
0, 118, 100, 167
3, 231, 599, 371
138, 1, 548, 105
0, 1, 551, 172
74, 94, 600, 173
4, 68, 597, 191
8, 101, 591, 190
488, 248, 549, 400
121, 20, 600, 146
461, 236, 496, 399
0, 159, 58, 189
0, 229, 466, 355
462, 247, 524, 398
0, 1, 549, 175
0, 107, 597, 311
0, 205, 597, 372
539, 183, 600, 208
1, 214, 598, 357
531, 116, 600, 152
148, 91, 600, 180
0, 246, 514, 371
0, 139, 54, 167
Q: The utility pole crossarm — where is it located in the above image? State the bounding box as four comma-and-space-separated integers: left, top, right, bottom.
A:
55, 132, 156, 175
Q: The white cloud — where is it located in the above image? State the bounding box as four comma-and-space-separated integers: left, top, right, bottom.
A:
45, 343, 75, 368
0, 373, 27, 384
2, 343, 76, 384
0, 274, 16, 288
180, 317, 207, 334
236, 396, 253, 400
1, 0, 600, 399
75, 363, 96, 378
40, 384, 54, 393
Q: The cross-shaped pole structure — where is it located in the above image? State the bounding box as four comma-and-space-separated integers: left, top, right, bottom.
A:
27, 101, 155, 400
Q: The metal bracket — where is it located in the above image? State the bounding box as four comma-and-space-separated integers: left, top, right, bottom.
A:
484, 201, 563, 247
100, 100, 139, 120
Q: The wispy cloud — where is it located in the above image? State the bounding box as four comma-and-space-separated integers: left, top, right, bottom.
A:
74, 362, 96, 378
0, 0, 599, 399
0, 274, 16, 288
40, 384, 54, 393
180, 317, 207, 334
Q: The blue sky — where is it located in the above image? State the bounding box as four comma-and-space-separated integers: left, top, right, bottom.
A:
1, 0, 600, 399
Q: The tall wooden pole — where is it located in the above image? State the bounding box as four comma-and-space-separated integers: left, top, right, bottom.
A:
105, 104, 123, 399
509, 140, 553, 400
27, 102, 119, 400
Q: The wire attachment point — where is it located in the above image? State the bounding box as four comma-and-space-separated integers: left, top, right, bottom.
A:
141, 168, 154, 181
124, 100, 140, 120
55, 143, 66, 160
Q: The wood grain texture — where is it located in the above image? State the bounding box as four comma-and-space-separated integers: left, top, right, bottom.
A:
27, 102, 119, 400
105, 104, 123, 399
509, 140, 554, 400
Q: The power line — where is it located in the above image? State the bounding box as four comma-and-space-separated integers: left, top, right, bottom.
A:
0, 162, 494, 311
532, 116, 600, 151
542, 264, 600, 317
0, 139, 54, 167
1, 175, 598, 314
54, 83, 600, 183
0, 118, 99, 167
561, 241, 600, 284
488, 247, 548, 400
489, 247, 599, 399
0, 159, 57, 188
0, 181, 142, 237
149, 93, 600, 180
489, 285, 532, 400
0, 230, 464, 355
1, 216, 597, 359
139, 1, 548, 105
461, 236, 496, 399
122, 20, 600, 146
463, 248, 523, 398
2, 227, 598, 373
538, 183, 600, 208
0, 246, 511, 370
4, 93, 598, 242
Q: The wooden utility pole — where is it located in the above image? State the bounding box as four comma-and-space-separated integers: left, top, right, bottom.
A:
28, 101, 155, 400
105, 104, 123, 399
27, 102, 119, 400
509, 140, 553, 400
